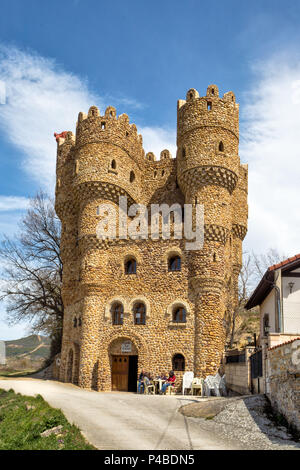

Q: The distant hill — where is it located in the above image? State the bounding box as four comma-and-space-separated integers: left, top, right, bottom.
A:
1, 335, 50, 371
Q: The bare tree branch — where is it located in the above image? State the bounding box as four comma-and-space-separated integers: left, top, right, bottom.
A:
226, 248, 287, 348
0, 191, 63, 358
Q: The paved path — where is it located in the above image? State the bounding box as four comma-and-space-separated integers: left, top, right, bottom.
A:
0, 378, 298, 450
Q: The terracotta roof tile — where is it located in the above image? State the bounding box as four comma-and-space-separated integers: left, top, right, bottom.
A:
269, 253, 300, 271
268, 337, 300, 351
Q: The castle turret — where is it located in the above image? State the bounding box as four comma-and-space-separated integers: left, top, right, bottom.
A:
177, 85, 247, 377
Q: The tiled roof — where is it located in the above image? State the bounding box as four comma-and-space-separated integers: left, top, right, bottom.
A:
269, 254, 300, 272
245, 253, 300, 310
268, 337, 300, 351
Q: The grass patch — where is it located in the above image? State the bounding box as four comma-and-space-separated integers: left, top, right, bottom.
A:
0, 388, 95, 450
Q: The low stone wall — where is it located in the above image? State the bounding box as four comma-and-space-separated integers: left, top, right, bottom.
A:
224, 347, 255, 395
267, 338, 300, 432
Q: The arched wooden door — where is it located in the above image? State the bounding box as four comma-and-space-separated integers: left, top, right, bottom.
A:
111, 356, 129, 391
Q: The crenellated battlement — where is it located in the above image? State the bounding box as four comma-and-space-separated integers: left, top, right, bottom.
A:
178, 84, 237, 109
75, 106, 144, 163
55, 86, 247, 231
145, 149, 174, 164
177, 85, 239, 145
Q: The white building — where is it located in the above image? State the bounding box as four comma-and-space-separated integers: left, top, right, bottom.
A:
246, 254, 300, 392
246, 254, 300, 343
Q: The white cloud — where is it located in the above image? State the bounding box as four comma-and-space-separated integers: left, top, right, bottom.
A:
0, 196, 29, 212
0, 46, 175, 195
240, 54, 300, 257
0, 46, 102, 191
140, 126, 176, 158
0, 197, 30, 239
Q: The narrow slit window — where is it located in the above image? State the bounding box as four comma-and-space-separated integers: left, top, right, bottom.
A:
168, 256, 181, 272
130, 171, 135, 183
125, 258, 137, 274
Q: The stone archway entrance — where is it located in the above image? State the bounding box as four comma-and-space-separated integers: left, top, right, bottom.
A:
109, 338, 138, 392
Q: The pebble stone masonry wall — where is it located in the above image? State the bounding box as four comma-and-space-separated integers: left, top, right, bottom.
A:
55, 85, 248, 392
267, 339, 300, 432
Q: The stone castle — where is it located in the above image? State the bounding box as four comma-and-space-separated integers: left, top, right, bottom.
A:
55, 84, 248, 392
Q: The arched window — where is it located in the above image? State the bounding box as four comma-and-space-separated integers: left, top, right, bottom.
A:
182, 147, 186, 158
219, 141, 224, 152
172, 354, 185, 371
168, 255, 181, 272
125, 258, 137, 274
130, 171, 135, 183
111, 302, 124, 325
133, 303, 146, 325
111, 159, 116, 169
173, 306, 186, 323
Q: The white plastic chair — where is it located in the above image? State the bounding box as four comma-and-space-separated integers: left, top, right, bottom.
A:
182, 371, 194, 395
191, 378, 203, 396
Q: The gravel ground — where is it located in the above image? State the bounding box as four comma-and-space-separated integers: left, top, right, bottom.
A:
180, 395, 300, 450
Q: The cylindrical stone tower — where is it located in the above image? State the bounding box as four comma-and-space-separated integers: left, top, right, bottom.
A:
177, 85, 247, 377
56, 105, 146, 388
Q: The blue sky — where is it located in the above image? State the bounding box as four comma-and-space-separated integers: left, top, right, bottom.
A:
1, 0, 300, 339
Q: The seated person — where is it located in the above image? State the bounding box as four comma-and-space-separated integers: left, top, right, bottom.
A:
160, 371, 176, 394
138, 369, 146, 394
156, 372, 167, 380
144, 372, 154, 386
144, 373, 150, 386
